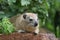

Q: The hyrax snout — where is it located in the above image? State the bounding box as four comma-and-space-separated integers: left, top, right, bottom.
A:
10, 13, 39, 34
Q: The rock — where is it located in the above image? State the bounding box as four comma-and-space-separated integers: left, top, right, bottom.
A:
0, 32, 58, 40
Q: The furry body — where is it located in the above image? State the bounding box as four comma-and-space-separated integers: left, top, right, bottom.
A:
10, 13, 39, 34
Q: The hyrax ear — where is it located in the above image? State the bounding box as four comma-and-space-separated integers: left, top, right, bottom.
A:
23, 14, 27, 19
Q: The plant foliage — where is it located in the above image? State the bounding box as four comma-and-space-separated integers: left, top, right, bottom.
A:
0, 17, 15, 34
0, 0, 60, 37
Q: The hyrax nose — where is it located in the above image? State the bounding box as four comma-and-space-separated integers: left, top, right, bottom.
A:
34, 22, 38, 27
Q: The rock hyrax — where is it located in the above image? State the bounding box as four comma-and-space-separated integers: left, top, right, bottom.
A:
10, 13, 39, 34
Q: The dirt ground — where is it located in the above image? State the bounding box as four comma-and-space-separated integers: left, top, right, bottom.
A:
0, 32, 58, 40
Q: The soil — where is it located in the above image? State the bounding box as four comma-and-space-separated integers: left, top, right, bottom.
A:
0, 32, 58, 40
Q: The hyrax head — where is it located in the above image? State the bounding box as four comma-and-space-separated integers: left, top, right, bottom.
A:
23, 13, 39, 27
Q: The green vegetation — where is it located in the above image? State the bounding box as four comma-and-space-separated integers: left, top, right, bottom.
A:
0, 0, 60, 37
0, 17, 15, 34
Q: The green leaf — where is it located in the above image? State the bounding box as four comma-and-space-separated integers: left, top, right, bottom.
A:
38, 0, 43, 4
0, 0, 2, 2
45, 2, 50, 10
7, 0, 16, 5
0, 11, 5, 19
1, 17, 15, 34
32, 7, 37, 12
21, 0, 31, 6
0, 11, 5, 14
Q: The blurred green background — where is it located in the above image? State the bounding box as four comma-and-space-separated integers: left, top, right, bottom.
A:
0, 0, 60, 37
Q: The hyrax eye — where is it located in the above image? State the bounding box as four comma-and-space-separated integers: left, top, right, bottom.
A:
29, 19, 33, 21
23, 14, 26, 19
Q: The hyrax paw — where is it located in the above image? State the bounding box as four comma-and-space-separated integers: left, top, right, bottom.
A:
17, 30, 25, 33
33, 32, 37, 35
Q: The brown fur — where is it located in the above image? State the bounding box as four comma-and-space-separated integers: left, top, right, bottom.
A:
10, 13, 39, 33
